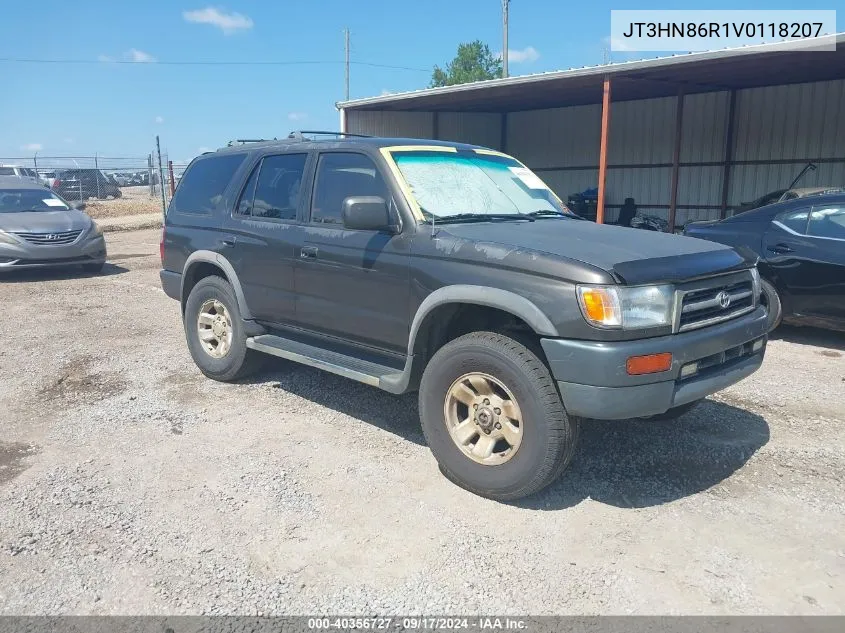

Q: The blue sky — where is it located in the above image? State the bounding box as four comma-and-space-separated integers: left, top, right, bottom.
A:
1, 0, 841, 162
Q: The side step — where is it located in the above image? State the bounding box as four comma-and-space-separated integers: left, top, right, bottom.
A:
246, 334, 408, 392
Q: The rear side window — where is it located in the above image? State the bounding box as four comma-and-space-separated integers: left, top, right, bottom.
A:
169, 153, 246, 215
235, 164, 260, 216
808, 206, 845, 240
252, 154, 307, 220
0, 167, 13, 176
774, 208, 809, 234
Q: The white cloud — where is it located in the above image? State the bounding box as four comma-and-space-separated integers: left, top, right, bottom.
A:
97, 54, 115, 63
155, 116, 165, 124
380, 89, 394, 96
21, 143, 43, 151
125, 48, 156, 63
504, 46, 540, 64
287, 112, 307, 121
183, 7, 254, 34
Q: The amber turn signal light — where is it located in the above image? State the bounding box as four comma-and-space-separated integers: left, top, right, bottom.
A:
626, 352, 673, 375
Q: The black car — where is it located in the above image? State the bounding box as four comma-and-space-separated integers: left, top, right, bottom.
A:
52, 169, 122, 201
684, 193, 845, 332
159, 134, 768, 501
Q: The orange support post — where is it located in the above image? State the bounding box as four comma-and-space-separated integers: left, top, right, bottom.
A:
596, 76, 611, 224
168, 160, 176, 198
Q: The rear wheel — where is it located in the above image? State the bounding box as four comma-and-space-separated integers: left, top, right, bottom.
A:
760, 278, 783, 333
419, 331, 579, 501
184, 276, 262, 382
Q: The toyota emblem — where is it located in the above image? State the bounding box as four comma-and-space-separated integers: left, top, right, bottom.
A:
716, 291, 732, 309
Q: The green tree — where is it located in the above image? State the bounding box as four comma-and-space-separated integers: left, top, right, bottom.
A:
430, 40, 503, 87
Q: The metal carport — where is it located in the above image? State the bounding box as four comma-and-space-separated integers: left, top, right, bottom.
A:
338, 35, 845, 231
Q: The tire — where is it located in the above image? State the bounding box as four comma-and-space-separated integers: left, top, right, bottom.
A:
760, 278, 783, 333
419, 331, 580, 501
639, 399, 702, 421
184, 276, 262, 382
81, 262, 104, 274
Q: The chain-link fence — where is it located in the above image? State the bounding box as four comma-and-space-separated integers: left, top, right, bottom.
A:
1, 148, 190, 216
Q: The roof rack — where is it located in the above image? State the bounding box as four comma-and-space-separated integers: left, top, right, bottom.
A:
287, 130, 372, 140
226, 138, 278, 147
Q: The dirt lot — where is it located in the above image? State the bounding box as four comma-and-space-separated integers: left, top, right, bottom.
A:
83, 186, 163, 219
1, 228, 844, 615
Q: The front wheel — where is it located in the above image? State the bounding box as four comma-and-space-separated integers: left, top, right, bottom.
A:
419, 332, 580, 501
760, 278, 783, 333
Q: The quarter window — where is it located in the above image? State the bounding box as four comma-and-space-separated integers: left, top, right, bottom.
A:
252, 154, 307, 220
774, 208, 809, 234
311, 153, 388, 225
808, 206, 845, 240
169, 153, 247, 215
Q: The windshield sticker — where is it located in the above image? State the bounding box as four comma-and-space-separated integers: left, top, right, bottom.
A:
43, 198, 67, 207
508, 167, 548, 190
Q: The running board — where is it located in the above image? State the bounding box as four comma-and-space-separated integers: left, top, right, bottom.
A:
246, 334, 410, 392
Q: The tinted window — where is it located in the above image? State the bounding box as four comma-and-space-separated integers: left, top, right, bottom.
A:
235, 163, 260, 216
0, 167, 14, 176
252, 154, 307, 220
169, 153, 246, 215
808, 206, 845, 240
775, 208, 809, 234
311, 153, 387, 225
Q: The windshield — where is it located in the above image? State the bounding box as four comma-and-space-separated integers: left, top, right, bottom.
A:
390, 150, 570, 219
0, 188, 70, 213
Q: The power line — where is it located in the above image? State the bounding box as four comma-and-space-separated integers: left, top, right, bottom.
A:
0, 57, 430, 72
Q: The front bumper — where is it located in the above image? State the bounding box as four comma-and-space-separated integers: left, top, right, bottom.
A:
541, 306, 769, 420
0, 234, 106, 271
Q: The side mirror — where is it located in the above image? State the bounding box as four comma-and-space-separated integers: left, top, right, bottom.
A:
342, 196, 397, 233
70, 201, 86, 211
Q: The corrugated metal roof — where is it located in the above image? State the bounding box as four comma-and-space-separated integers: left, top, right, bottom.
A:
338, 33, 845, 112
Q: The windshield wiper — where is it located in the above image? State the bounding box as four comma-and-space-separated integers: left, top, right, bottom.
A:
430, 213, 534, 224
525, 209, 578, 219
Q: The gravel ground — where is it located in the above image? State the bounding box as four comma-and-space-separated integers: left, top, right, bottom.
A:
1, 228, 843, 615
84, 187, 163, 219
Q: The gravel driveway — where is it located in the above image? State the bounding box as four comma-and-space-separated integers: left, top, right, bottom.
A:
1, 229, 843, 615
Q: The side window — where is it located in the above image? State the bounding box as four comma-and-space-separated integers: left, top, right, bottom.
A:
169, 153, 247, 215
0, 167, 15, 175
311, 152, 387, 225
235, 163, 260, 216
774, 207, 809, 234
252, 154, 307, 220
808, 206, 845, 240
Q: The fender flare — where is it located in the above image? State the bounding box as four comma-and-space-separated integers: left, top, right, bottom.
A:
181, 250, 254, 320
407, 284, 558, 355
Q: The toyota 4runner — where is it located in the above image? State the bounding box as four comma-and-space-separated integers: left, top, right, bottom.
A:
160, 133, 768, 501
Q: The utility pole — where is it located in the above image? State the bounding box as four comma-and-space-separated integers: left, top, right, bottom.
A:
344, 27, 350, 101
502, 0, 509, 78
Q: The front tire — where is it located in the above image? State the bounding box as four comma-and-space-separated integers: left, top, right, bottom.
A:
760, 278, 783, 333
419, 332, 580, 501
184, 276, 262, 382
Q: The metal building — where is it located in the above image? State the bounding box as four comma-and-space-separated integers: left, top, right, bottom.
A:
338, 35, 845, 231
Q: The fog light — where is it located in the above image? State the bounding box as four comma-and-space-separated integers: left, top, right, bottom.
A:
752, 339, 764, 352
680, 362, 699, 379
626, 352, 672, 375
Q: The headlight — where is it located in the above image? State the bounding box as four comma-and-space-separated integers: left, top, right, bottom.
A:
0, 230, 20, 245
577, 284, 675, 329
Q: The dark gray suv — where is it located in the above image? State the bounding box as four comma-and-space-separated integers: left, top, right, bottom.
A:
159, 134, 768, 501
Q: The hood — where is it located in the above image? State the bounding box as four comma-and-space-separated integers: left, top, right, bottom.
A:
0, 209, 92, 233
440, 219, 754, 285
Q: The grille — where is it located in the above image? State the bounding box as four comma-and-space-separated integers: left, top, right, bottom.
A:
12, 230, 82, 245
677, 277, 755, 332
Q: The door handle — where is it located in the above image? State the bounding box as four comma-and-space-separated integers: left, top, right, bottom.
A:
219, 237, 236, 248
300, 246, 318, 260
767, 243, 794, 254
